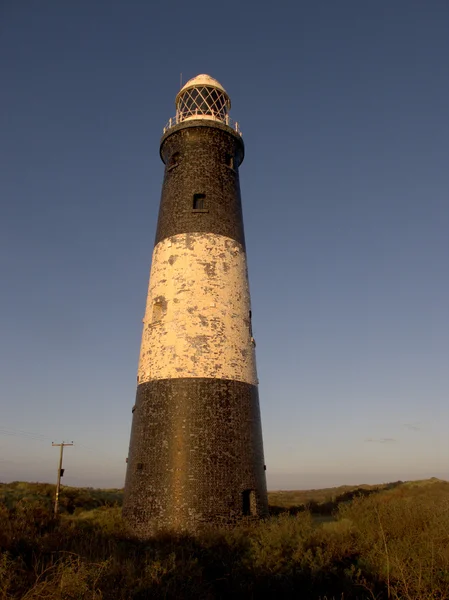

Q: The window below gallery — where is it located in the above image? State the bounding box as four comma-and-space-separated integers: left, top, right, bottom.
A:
168, 152, 180, 170
225, 153, 234, 169
192, 193, 208, 212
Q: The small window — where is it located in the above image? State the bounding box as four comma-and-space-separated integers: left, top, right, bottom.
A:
153, 302, 164, 322
225, 154, 234, 169
152, 296, 167, 322
242, 489, 257, 516
136, 463, 144, 471
168, 152, 180, 169
193, 193, 206, 210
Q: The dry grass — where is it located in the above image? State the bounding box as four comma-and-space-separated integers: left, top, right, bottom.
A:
0, 479, 448, 599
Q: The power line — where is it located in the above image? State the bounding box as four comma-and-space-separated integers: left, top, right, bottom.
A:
0, 427, 51, 442
1, 427, 120, 465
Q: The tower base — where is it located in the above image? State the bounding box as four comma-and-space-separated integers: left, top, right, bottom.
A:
123, 378, 268, 537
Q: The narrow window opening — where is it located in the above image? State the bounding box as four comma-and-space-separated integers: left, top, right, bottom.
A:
225, 154, 234, 169
242, 489, 257, 516
168, 152, 180, 169
152, 296, 167, 322
193, 193, 206, 210
152, 302, 163, 322
249, 310, 253, 336
136, 463, 144, 471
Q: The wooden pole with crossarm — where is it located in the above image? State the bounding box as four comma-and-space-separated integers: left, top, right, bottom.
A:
52, 441, 73, 516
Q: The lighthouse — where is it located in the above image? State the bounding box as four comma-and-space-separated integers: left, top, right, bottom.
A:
123, 74, 268, 536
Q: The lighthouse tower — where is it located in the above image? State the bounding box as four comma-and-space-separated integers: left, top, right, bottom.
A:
123, 75, 268, 536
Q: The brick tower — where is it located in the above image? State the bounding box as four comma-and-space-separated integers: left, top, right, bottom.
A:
123, 74, 268, 536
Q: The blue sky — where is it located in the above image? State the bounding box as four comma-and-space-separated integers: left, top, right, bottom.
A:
1, 0, 448, 490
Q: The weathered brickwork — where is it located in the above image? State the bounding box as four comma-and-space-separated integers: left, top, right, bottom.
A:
122, 378, 268, 535
138, 232, 257, 385
123, 115, 268, 538
156, 121, 246, 247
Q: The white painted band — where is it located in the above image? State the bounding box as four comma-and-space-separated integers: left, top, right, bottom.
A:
137, 233, 258, 385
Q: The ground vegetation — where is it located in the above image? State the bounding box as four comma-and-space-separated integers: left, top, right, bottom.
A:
0, 479, 447, 599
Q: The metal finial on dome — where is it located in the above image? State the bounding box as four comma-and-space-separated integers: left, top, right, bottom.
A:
163, 74, 241, 136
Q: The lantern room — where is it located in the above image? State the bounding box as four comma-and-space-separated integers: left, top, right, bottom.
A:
175, 74, 231, 123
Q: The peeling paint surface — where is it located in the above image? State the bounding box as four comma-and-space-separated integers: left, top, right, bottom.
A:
124, 114, 268, 537
138, 232, 257, 385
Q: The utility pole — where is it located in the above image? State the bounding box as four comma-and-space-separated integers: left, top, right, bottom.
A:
52, 441, 73, 516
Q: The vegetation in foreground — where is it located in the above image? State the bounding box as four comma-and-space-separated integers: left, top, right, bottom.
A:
0, 479, 448, 599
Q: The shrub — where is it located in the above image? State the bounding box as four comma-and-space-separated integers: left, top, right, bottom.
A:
0, 479, 447, 599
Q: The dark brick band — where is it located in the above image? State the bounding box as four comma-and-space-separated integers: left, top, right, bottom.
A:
123, 377, 268, 537
155, 121, 246, 248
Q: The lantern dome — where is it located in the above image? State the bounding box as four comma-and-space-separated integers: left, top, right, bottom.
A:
175, 74, 231, 124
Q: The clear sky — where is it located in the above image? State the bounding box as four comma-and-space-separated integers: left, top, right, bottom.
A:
1, 1, 448, 490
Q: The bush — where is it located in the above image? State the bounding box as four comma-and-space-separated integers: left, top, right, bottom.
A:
0, 479, 448, 599
340, 485, 449, 599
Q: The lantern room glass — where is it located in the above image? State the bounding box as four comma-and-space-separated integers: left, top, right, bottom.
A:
177, 86, 229, 122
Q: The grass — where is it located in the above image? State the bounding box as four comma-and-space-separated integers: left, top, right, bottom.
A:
0, 479, 448, 599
